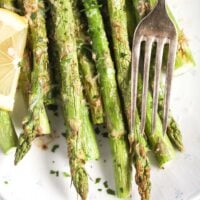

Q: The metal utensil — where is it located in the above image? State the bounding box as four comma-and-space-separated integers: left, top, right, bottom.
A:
130, 0, 177, 135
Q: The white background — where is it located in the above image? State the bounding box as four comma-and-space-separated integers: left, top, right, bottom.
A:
0, 0, 200, 199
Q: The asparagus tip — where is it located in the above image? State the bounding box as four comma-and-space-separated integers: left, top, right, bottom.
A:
14, 133, 31, 165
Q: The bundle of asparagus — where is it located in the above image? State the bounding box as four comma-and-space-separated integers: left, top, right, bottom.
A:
0, 0, 195, 199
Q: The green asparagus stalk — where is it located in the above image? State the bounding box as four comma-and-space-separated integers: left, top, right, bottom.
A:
147, 65, 184, 151
72, 0, 104, 125
44, 1, 60, 101
0, 111, 18, 153
0, 0, 18, 153
15, 0, 51, 164
78, 52, 104, 124
106, 0, 150, 198
82, 0, 131, 198
18, 47, 31, 103
125, 0, 137, 43
137, 75, 175, 167
132, 0, 195, 68
17, 0, 54, 105
47, 0, 99, 161
157, 89, 183, 151
47, 0, 100, 198
16, 1, 32, 104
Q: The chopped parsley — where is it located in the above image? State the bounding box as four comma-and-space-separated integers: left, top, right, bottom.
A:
51, 144, 59, 152
107, 189, 115, 196
95, 178, 101, 184
50, 170, 59, 177
103, 181, 108, 188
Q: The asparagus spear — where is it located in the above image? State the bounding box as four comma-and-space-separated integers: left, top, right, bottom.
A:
15, 0, 51, 164
79, 52, 104, 124
18, 46, 31, 103
0, 0, 18, 153
137, 74, 175, 167
72, 0, 104, 125
157, 89, 183, 151
0, 111, 18, 153
47, 0, 100, 198
47, 0, 99, 161
106, 0, 150, 199
132, 0, 195, 68
125, 0, 137, 43
17, 0, 54, 105
82, 0, 131, 198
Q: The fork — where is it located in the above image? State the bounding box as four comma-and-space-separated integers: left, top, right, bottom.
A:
130, 0, 177, 135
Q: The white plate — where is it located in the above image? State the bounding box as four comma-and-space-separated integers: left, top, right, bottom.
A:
0, 0, 200, 199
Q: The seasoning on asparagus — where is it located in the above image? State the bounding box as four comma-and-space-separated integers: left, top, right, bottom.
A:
15, 0, 51, 164
106, 0, 151, 199
82, 0, 131, 198
47, 0, 100, 198
72, 0, 104, 125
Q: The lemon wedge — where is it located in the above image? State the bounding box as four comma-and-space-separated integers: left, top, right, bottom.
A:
0, 8, 28, 111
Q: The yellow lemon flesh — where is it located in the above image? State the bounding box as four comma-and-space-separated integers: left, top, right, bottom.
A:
0, 8, 28, 111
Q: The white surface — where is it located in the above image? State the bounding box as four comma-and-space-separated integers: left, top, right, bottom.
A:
0, 0, 200, 199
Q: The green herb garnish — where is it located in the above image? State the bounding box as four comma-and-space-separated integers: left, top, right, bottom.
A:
107, 189, 115, 195
95, 178, 101, 184
50, 170, 59, 177
51, 144, 59, 152
103, 181, 108, 188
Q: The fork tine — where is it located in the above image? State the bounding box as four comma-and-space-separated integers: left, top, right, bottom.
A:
130, 36, 141, 133
152, 39, 165, 134
140, 38, 154, 134
163, 39, 177, 135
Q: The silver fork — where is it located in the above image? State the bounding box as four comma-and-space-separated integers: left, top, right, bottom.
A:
130, 0, 177, 135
